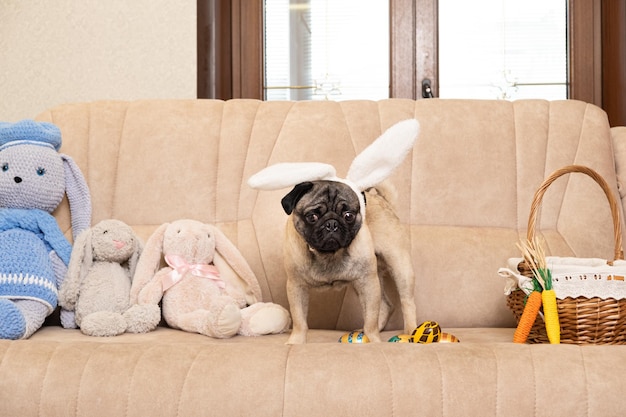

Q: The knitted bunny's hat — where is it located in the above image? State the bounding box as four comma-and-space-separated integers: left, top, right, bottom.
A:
0, 119, 62, 151
248, 119, 420, 219
0, 119, 92, 239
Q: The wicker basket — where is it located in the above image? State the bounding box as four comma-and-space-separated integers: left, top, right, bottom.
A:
506, 165, 626, 344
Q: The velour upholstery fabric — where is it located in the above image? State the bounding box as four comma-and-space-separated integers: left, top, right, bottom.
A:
1, 98, 625, 416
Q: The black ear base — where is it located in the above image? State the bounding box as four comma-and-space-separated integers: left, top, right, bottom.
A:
281, 182, 314, 214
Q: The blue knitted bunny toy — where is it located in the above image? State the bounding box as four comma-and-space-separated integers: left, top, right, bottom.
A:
0, 120, 91, 339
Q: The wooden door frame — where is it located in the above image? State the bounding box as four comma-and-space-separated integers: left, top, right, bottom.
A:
601, 0, 626, 126
198, 0, 603, 105
231, 0, 264, 98
197, 0, 232, 99
197, 0, 263, 99
568, 0, 602, 106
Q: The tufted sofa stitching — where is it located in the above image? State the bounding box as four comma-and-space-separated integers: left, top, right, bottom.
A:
512, 100, 521, 241
579, 347, 590, 417
331, 101, 362, 331
235, 101, 279, 303
530, 347, 538, 417
213, 101, 224, 226
378, 346, 400, 417
173, 348, 203, 417
434, 348, 445, 417
492, 346, 501, 417
550, 101, 587, 256
281, 344, 293, 417
37, 343, 60, 417
247, 100, 295, 306
110, 102, 128, 222
121, 343, 189, 417
74, 344, 99, 416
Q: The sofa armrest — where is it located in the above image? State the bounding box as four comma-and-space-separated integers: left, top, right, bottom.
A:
612, 127, 626, 209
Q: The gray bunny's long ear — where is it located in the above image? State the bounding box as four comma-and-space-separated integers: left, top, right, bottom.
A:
128, 234, 144, 280
62, 154, 92, 240
58, 228, 93, 311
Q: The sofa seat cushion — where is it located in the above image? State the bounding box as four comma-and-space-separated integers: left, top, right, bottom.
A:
3, 327, 626, 417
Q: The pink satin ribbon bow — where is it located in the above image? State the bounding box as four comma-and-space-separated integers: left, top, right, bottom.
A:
162, 254, 225, 291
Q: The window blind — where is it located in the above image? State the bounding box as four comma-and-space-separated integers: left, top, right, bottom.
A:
264, 0, 389, 101
438, 0, 567, 100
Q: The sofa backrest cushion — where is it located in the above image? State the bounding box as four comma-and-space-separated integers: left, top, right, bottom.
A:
38, 98, 620, 329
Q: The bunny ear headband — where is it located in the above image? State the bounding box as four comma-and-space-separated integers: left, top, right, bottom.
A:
247, 119, 420, 219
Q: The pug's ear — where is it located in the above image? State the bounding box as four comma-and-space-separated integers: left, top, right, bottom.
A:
281, 182, 314, 215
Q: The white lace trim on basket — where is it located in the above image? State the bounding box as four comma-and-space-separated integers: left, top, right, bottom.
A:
498, 257, 626, 300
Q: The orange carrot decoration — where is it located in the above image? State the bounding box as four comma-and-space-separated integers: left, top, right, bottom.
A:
512, 289, 542, 344
516, 238, 561, 344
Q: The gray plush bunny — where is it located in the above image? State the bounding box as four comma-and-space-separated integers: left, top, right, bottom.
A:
0, 120, 91, 339
59, 219, 143, 336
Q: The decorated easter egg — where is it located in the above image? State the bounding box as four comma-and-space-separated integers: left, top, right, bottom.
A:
438, 332, 460, 343
339, 331, 370, 343
410, 321, 441, 344
388, 334, 412, 343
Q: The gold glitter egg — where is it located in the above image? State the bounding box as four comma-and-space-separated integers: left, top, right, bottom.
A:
410, 321, 442, 344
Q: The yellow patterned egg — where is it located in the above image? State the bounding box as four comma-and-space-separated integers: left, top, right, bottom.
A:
410, 321, 441, 344
438, 332, 460, 343
388, 334, 412, 343
338, 331, 370, 343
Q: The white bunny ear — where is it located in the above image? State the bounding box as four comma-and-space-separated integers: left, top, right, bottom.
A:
248, 162, 337, 190
347, 119, 420, 190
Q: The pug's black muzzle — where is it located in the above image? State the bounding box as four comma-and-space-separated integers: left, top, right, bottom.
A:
308, 216, 355, 253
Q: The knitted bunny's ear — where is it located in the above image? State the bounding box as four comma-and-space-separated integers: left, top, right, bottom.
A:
62, 154, 92, 240
248, 162, 337, 190
347, 119, 420, 190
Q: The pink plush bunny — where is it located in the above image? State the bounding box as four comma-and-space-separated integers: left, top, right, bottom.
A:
127, 219, 290, 338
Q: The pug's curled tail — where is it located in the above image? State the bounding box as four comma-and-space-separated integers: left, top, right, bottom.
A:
365, 180, 398, 207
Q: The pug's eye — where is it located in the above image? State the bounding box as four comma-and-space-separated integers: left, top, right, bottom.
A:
343, 212, 356, 223
1, 163, 8, 172
36, 167, 46, 176
306, 213, 319, 224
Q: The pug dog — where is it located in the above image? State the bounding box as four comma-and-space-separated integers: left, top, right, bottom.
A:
247, 118, 421, 344
281, 179, 417, 344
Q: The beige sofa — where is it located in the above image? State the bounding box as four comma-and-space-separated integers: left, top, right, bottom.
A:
2, 98, 626, 416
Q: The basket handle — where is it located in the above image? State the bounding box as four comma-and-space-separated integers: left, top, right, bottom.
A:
527, 165, 624, 262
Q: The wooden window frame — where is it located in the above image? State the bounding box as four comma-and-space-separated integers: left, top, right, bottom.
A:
198, 0, 602, 106
568, 0, 602, 105
197, 0, 232, 100
601, 0, 626, 126
197, 0, 263, 99
390, 0, 437, 99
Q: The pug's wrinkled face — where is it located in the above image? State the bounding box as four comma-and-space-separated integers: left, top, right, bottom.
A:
281, 180, 363, 253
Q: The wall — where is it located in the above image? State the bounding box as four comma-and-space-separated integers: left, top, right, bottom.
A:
0, 0, 196, 121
